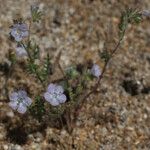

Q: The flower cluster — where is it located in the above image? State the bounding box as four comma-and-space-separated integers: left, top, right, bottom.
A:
9, 90, 32, 114
91, 64, 101, 78
10, 23, 29, 42
8, 64, 101, 114
44, 84, 67, 106
10, 23, 29, 57
9, 84, 67, 113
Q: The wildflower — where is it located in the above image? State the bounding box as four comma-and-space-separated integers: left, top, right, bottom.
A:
44, 84, 67, 106
141, 10, 150, 17
10, 23, 29, 42
9, 90, 32, 114
16, 45, 27, 57
31, 4, 39, 12
91, 64, 101, 78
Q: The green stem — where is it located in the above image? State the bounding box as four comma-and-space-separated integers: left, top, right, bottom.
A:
34, 68, 45, 88
22, 42, 45, 88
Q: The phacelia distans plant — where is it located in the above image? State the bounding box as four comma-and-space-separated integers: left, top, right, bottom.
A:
5, 6, 147, 132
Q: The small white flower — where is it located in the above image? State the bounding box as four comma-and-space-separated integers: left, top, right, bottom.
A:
10, 23, 29, 42
9, 90, 32, 114
44, 84, 67, 106
142, 10, 150, 17
91, 64, 101, 78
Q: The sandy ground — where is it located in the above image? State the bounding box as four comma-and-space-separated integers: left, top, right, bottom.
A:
0, 0, 150, 149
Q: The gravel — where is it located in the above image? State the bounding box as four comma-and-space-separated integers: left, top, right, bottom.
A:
0, 0, 150, 149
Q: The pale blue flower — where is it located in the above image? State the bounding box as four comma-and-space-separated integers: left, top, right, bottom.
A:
9, 90, 32, 114
44, 84, 67, 106
10, 23, 29, 42
16, 45, 27, 57
142, 10, 150, 17
91, 64, 101, 78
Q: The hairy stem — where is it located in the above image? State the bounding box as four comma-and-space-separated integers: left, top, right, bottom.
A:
22, 43, 44, 86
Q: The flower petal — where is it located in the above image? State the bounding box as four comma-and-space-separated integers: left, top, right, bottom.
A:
22, 31, 29, 37
10, 29, 18, 37
49, 98, 60, 106
44, 92, 59, 106
44, 92, 53, 102
24, 97, 32, 107
18, 90, 27, 99
55, 85, 64, 94
9, 92, 18, 101
8, 101, 18, 110
91, 64, 101, 78
15, 35, 22, 42
47, 84, 56, 93
19, 23, 28, 31
57, 94, 67, 103
17, 104, 27, 114
16, 46, 27, 57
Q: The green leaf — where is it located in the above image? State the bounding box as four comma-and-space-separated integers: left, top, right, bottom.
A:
65, 66, 79, 79
29, 96, 45, 121
68, 87, 75, 101
26, 41, 40, 60
43, 53, 53, 76
99, 50, 110, 62
27, 62, 38, 74
32, 43, 40, 60
75, 84, 83, 96
119, 9, 142, 39
9, 51, 17, 64
31, 6, 43, 22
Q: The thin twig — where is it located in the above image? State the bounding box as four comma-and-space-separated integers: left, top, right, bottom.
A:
28, 18, 32, 42
54, 51, 66, 77
73, 38, 123, 121
3, 62, 15, 100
